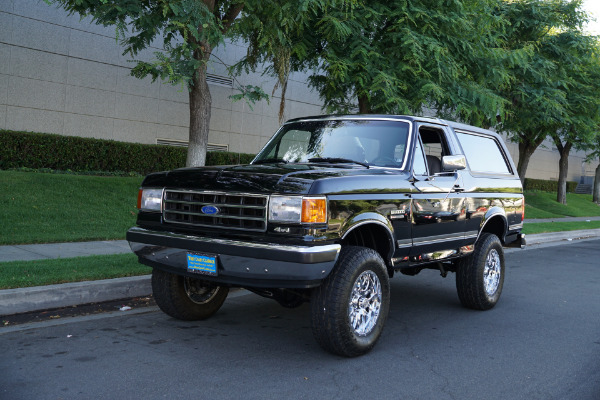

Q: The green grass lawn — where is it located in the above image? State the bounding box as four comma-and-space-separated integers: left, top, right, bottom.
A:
525, 191, 600, 219
0, 170, 142, 245
0, 253, 150, 289
523, 220, 600, 234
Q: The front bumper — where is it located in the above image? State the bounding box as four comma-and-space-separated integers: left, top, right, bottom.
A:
126, 227, 341, 288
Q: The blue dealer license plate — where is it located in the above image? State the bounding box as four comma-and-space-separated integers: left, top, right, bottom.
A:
186, 253, 218, 276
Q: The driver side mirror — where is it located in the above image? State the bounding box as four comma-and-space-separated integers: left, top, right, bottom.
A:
442, 155, 466, 171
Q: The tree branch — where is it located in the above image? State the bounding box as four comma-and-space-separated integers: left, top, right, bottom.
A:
203, 0, 216, 12
221, 3, 244, 34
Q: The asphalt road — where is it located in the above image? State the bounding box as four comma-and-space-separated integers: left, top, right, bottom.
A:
1, 239, 599, 400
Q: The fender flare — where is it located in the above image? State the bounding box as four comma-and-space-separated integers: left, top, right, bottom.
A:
341, 212, 395, 261
478, 206, 508, 242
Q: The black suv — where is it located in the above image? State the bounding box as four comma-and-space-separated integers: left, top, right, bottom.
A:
127, 115, 525, 357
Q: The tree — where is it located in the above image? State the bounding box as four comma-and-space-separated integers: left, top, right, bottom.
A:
548, 32, 600, 204
595, 164, 600, 203
495, 0, 590, 184
47, 0, 269, 167
239, 0, 511, 126
593, 157, 600, 204
582, 130, 600, 204
231, 0, 357, 122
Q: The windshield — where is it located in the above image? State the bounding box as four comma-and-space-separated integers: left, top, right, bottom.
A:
253, 119, 411, 168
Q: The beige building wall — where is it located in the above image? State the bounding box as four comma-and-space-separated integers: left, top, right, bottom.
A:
501, 135, 599, 184
0, 0, 323, 155
0, 0, 598, 183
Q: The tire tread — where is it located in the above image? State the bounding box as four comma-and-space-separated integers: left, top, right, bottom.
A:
311, 246, 390, 357
456, 233, 504, 310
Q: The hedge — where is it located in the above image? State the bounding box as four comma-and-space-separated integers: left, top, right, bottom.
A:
0, 130, 255, 175
524, 178, 578, 193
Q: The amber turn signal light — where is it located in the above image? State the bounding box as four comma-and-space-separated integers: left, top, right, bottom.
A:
301, 198, 327, 223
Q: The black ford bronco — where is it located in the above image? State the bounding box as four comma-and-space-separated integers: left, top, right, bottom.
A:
127, 115, 525, 357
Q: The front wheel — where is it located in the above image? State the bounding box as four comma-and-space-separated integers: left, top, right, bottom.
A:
311, 246, 390, 357
152, 269, 229, 320
456, 233, 505, 310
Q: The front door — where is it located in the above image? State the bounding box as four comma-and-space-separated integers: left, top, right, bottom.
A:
409, 124, 466, 258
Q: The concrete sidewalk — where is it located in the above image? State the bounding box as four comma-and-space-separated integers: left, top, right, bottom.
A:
0, 240, 131, 263
2, 229, 600, 317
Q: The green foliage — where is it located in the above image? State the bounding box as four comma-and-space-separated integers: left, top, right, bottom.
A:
495, 1, 596, 169
236, 0, 510, 125
206, 150, 255, 166
231, 0, 356, 121
0, 130, 255, 174
229, 85, 270, 110
524, 178, 578, 193
48, 0, 227, 87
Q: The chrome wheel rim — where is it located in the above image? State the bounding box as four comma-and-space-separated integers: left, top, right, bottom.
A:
349, 271, 382, 336
184, 277, 220, 305
483, 249, 501, 296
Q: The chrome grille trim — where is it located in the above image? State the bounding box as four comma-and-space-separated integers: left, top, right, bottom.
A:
163, 190, 269, 232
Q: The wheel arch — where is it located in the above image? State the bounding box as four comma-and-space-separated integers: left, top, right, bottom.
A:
478, 207, 508, 243
340, 213, 395, 265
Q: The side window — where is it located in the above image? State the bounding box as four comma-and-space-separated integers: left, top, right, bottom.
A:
455, 131, 511, 174
413, 137, 428, 175
418, 126, 450, 175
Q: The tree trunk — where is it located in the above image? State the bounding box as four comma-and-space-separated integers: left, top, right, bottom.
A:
358, 95, 371, 114
555, 140, 572, 205
517, 140, 541, 186
593, 163, 600, 204
187, 44, 212, 167
184, 1, 243, 167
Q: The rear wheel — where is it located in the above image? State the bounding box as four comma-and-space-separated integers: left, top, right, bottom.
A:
152, 269, 228, 320
456, 233, 505, 310
311, 246, 390, 357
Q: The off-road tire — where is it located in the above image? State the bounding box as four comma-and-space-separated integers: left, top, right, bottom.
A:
152, 269, 228, 320
456, 233, 505, 310
311, 246, 390, 357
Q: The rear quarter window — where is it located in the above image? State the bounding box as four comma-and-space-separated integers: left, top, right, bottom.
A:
455, 131, 511, 174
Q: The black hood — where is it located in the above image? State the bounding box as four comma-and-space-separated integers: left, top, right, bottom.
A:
142, 163, 412, 195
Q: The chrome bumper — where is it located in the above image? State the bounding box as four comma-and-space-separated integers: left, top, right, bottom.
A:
126, 227, 341, 288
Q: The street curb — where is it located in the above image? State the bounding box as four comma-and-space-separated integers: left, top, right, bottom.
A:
0, 275, 151, 317
523, 228, 600, 245
1, 228, 599, 317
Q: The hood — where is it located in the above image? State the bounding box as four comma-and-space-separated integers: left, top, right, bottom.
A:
142, 163, 412, 195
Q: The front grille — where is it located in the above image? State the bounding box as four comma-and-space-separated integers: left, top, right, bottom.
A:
163, 190, 268, 232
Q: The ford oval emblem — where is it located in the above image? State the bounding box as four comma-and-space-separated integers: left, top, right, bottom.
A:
201, 205, 220, 215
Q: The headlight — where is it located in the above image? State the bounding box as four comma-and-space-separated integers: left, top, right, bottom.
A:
137, 188, 163, 212
269, 195, 327, 224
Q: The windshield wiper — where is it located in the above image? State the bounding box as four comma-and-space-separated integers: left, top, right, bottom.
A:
308, 157, 370, 169
253, 158, 289, 164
